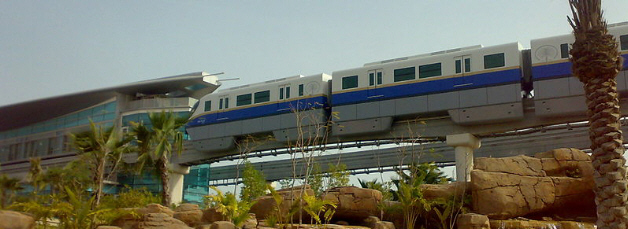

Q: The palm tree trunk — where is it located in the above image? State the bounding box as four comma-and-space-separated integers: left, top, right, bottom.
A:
159, 155, 171, 206
568, 1, 628, 227
93, 158, 106, 209
583, 77, 628, 227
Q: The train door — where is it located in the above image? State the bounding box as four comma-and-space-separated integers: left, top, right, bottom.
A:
367, 69, 384, 99
216, 95, 230, 121
454, 55, 472, 87
277, 84, 291, 112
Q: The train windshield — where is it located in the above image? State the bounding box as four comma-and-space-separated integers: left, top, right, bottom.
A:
190, 101, 199, 114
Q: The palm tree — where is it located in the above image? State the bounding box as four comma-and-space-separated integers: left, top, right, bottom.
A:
130, 111, 187, 206
72, 121, 132, 209
568, 0, 628, 227
0, 174, 23, 208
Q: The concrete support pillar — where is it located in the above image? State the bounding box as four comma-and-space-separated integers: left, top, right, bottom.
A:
168, 164, 190, 205
446, 133, 481, 182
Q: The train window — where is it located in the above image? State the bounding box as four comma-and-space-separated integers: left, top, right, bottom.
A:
225, 97, 229, 109
279, 86, 291, 99
369, 72, 375, 86
236, 94, 252, 106
299, 84, 304, 96
204, 101, 211, 112
621, 35, 628, 50
254, 90, 270, 103
560, 43, 569, 58
342, 75, 358, 89
465, 58, 471, 72
219, 98, 223, 109
394, 67, 415, 82
419, 63, 442, 78
279, 87, 284, 100
455, 60, 462, 74
286, 86, 291, 98
484, 53, 505, 69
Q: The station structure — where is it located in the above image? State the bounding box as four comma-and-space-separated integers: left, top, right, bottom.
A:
0, 72, 221, 204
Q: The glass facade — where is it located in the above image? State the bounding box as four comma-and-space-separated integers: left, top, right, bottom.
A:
0, 101, 117, 140
183, 164, 210, 204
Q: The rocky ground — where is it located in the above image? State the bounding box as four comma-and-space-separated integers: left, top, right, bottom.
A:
0, 148, 601, 229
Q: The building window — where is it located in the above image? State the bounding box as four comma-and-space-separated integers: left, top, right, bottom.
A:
419, 63, 442, 78
394, 67, 415, 82
560, 43, 569, 58
484, 53, 505, 69
342, 75, 358, 89
204, 101, 211, 112
236, 94, 252, 106
299, 84, 304, 96
621, 35, 628, 50
254, 90, 270, 103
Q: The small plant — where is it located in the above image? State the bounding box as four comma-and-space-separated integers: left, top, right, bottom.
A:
240, 161, 268, 202
301, 193, 336, 226
266, 184, 301, 228
205, 186, 255, 227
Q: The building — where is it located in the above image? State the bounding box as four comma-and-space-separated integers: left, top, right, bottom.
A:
0, 72, 221, 204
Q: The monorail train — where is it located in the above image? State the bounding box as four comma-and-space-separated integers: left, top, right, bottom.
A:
187, 22, 628, 153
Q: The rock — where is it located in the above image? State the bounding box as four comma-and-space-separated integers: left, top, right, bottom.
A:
209, 221, 236, 229
196, 225, 211, 229
321, 186, 382, 221
174, 203, 203, 227
137, 212, 192, 229
201, 208, 227, 224
456, 213, 489, 229
471, 148, 595, 219
241, 213, 257, 229
138, 204, 175, 217
322, 224, 346, 229
420, 182, 468, 200
488, 219, 595, 229
335, 220, 349, 225
374, 221, 395, 229
96, 227, 122, 229
0, 210, 35, 229
250, 185, 314, 220
363, 215, 380, 228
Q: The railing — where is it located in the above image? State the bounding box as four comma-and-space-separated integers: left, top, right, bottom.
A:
125, 97, 195, 111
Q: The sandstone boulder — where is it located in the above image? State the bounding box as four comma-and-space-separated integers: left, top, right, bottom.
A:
488, 219, 595, 229
137, 204, 175, 217
322, 186, 382, 221
137, 212, 192, 229
174, 203, 203, 227
420, 182, 468, 200
456, 213, 489, 229
96, 226, 122, 229
250, 185, 314, 220
241, 213, 257, 229
201, 208, 226, 224
209, 221, 236, 229
472, 148, 595, 219
0, 210, 35, 229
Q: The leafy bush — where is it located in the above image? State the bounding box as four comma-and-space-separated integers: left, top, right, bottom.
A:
205, 186, 255, 226
240, 161, 268, 202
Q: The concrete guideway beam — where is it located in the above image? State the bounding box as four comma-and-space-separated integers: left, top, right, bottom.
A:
446, 133, 480, 182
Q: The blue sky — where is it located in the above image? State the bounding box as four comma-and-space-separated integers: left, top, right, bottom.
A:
2, 1, 628, 107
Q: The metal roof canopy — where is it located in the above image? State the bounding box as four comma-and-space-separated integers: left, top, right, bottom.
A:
0, 72, 222, 132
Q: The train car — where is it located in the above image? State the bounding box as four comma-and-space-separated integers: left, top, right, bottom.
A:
187, 74, 332, 153
530, 22, 628, 117
330, 42, 526, 136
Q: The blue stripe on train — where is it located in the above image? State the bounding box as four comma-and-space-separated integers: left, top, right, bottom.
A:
532, 54, 628, 80
332, 68, 522, 106
187, 96, 328, 127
